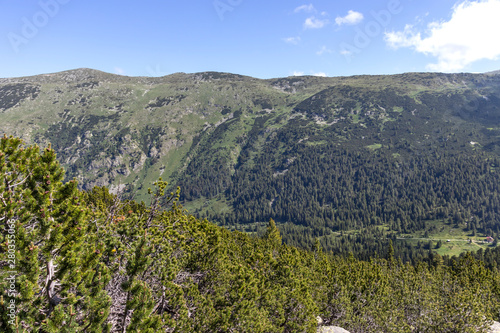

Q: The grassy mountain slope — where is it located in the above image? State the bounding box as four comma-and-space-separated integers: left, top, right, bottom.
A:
0, 69, 325, 195
1, 68, 500, 257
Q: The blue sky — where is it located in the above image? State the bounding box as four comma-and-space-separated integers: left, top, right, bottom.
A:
1, 0, 499, 79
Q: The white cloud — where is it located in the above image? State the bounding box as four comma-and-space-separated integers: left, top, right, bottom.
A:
385, 25, 422, 48
316, 46, 334, 55
284, 36, 301, 45
294, 4, 315, 13
313, 72, 327, 77
292, 71, 305, 76
304, 16, 329, 29
385, 0, 500, 72
335, 10, 364, 26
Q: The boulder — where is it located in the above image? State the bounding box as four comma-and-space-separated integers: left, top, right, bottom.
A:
316, 316, 350, 333
317, 326, 350, 333
490, 321, 500, 333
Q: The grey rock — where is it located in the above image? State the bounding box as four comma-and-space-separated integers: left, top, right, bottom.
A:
316, 316, 350, 333
317, 327, 350, 333
490, 321, 500, 333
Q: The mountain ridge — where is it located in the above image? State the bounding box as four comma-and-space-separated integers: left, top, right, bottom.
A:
1, 68, 500, 256
5, 67, 500, 88
2, 67, 499, 193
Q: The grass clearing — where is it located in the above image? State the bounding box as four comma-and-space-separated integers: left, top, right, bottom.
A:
366, 143, 382, 151
182, 195, 233, 218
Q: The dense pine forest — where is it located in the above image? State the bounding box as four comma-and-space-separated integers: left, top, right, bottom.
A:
2, 136, 500, 332
179, 102, 500, 261
201, 144, 500, 262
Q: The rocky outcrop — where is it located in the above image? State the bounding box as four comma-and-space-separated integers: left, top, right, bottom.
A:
317, 327, 350, 333
490, 321, 500, 333
316, 317, 351, 333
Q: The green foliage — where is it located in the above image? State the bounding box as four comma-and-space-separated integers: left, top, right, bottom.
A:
4, 70, 500, 262
263, 219, 282, 248
2, 136, 500, 332
0, 135, 110, 332
210, 138, 500, 261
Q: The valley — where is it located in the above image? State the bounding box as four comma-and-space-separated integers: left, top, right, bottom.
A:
1, 68, 500, 261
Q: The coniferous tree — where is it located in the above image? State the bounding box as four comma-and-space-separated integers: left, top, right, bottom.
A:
0, 135, 111, 332
263, 219, 282, 248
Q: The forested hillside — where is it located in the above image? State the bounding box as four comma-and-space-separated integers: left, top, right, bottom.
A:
2, 136, 500, 332
1, 69, 500, 259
